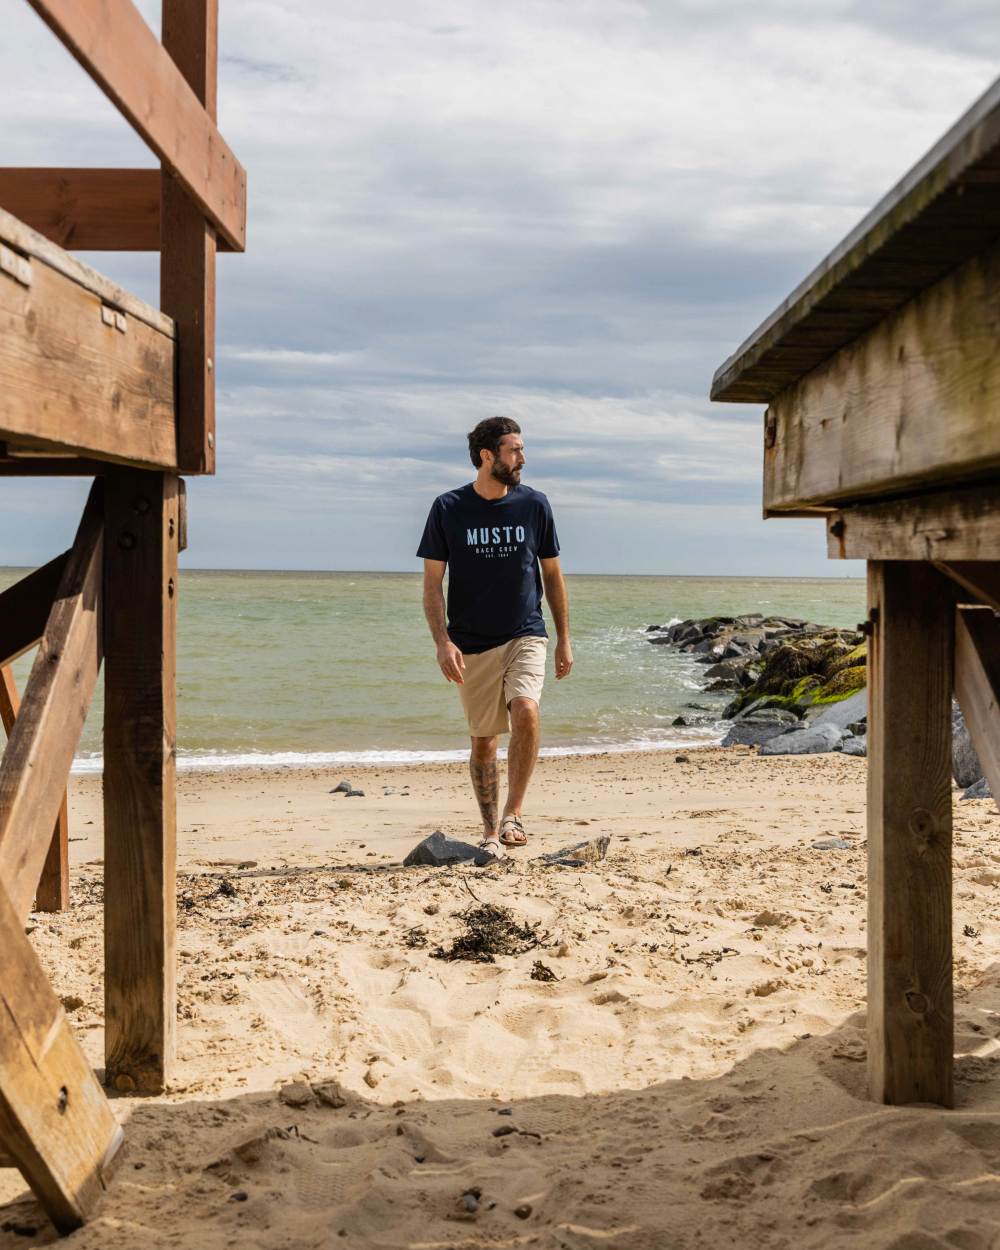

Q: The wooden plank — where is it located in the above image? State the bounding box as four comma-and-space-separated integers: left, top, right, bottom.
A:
162, 0, 218, 475
0, 485, 102, 924
104, 470, 179, 1094
1, 206, 173, 336
0, 168, 235, 253
0, 552, 68, 667
827, 486, 1000, 561
26, 0, 246, 251
867, 561, 954, 1106
711, 74, 1000, 402
0, 669, 70, 912
935, 562, 1000, 612
0, 458, 109, 476
955, 607, 1000, 810
0, 879, 123, 1231
764, 239, 1000, 512
0, 213, 177, 469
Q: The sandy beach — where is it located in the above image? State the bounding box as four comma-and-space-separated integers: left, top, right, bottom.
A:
2, 746, 999, 1247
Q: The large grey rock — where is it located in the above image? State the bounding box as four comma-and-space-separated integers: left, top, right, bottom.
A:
962, 776, 992, 800
704, 659, 747, 680
722, 721, 796, 748
742, 707, 800, 726
952, 703, 984, 789
760, 723, 844, 756
403, 831, 493, 868
840, 734, 867, 757
809, 689, 868, 732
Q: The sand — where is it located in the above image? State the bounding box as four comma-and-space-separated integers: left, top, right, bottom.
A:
2, 746, 1000, 1248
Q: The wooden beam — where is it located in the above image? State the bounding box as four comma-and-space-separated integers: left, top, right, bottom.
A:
827, 485, 1000, 561
0, 669, 70, 912
0, 551, 69, 667
0, 459, 110, 477
936, 562, 1000, 613
104, 470, 179, 1094
0, 881, 123, 1232
867, 561, 954, 1106
26, 1, 246, 251
764, 238, 1000, 513
0, 169, 235, 253
955, 607, 1000, 810
0, 209, 177, 469
0, 485, 102, 924
162, 0, 218, 475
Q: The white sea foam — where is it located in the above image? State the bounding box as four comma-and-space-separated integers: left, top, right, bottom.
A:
70, 730, 724, 775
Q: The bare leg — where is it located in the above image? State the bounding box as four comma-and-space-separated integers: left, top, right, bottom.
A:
470, 735, 499, 836
503, 697, 540, 821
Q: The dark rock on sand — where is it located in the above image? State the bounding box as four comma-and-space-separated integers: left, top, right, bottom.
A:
760, 723, 845, 756
540, 836, 611, 866
840, 734, 867, 757
404, 831, 494, 868
962, 776, 992, 800
721, 720, 799, 748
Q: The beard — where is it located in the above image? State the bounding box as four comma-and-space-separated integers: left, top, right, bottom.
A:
491, 462, 521, 486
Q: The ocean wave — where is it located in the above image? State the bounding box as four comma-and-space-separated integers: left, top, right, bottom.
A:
70, 730, 725, 774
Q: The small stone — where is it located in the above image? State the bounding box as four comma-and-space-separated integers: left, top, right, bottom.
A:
113, 1072, 136, 1093
497, 1107, 514, 1116
60, 994, 85, 1012
461, 1191, 480, 1213
811, 838, 852, 851
279, 1081, 314, 1108
515, 1204, 533, 1219
330, 780, 353, 794
423, 903, 440, 915
493, 1125, 516, 1137
539, 836, 611, 867
315, 1081, 348, 1109
230, 1191, 248, 1203
675, 754, 689, 763
345, 789, 365, 797
363, 1067, 379, 1089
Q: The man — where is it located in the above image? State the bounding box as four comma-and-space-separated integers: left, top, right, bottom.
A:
417, 416, 573, 860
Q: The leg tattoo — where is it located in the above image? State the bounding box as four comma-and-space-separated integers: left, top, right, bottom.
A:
470, 755, 499, 834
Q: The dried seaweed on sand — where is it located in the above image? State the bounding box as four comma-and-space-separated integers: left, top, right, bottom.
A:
432, 903, 543, 963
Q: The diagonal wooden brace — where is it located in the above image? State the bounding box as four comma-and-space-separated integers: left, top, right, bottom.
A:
936, 562, 1000, 613
0, 877, 122, 1232
0, 668, 69, 912
0, 551, 69, 668
0, 481, 102, 924
955, 606, 1000, 810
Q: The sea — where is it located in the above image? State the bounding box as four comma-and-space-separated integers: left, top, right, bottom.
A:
0, 570, 866, 772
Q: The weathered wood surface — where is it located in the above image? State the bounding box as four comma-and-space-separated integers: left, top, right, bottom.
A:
162, 0, 218, 475
0, 668, 69, 912
104, 471, 179, 1094
867, 562, 954, 1107
0, 551, 68, 666
955, 608, 1000, 809
827, 486, 1000, 561
764, 240, 1000, 512
712, 75, 1000, 402
0, 209, 177, 468
0, 486, 102, 924
0, 207, 173, 335
27, 0, 246, 251
0, 881, 123, 1231
0, 168, 235, 253
935, 562, 1000, 613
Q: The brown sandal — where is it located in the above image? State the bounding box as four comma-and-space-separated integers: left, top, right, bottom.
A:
499, 815, 527, 847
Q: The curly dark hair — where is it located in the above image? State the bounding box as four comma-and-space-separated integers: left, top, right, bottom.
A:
467, 416, 521, 468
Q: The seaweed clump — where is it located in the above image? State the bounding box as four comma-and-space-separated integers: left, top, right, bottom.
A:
432, 904, 542, 964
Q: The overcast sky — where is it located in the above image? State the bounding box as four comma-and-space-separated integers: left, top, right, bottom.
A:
2, 1, 997, 574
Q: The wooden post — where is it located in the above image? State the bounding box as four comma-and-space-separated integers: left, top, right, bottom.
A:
0, 668, 69, 912
867, 561, 954, 1106
103, 470, 179, 1094
161, 0, 218, 475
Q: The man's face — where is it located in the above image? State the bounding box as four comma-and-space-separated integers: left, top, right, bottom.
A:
489, 434, 525, 486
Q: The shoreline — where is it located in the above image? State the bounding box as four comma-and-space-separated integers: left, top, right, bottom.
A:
68, 733, 728, 775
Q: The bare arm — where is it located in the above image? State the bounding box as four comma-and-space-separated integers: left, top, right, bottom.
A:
422, 559, 465, 683
540, 556, 573, 679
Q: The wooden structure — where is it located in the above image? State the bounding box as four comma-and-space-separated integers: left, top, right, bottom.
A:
711, 77, 1000, 1107
0, 0, 244, 1231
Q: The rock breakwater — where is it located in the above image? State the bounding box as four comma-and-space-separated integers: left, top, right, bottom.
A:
646, 614, 868, 756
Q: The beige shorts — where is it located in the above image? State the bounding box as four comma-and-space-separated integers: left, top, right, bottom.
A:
458, 636, 547, 737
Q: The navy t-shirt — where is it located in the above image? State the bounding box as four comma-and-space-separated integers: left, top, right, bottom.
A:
417, 483, 560, 654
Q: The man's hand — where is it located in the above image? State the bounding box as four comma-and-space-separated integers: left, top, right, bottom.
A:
554, 638, 574, 680
436, 640, 466, 684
